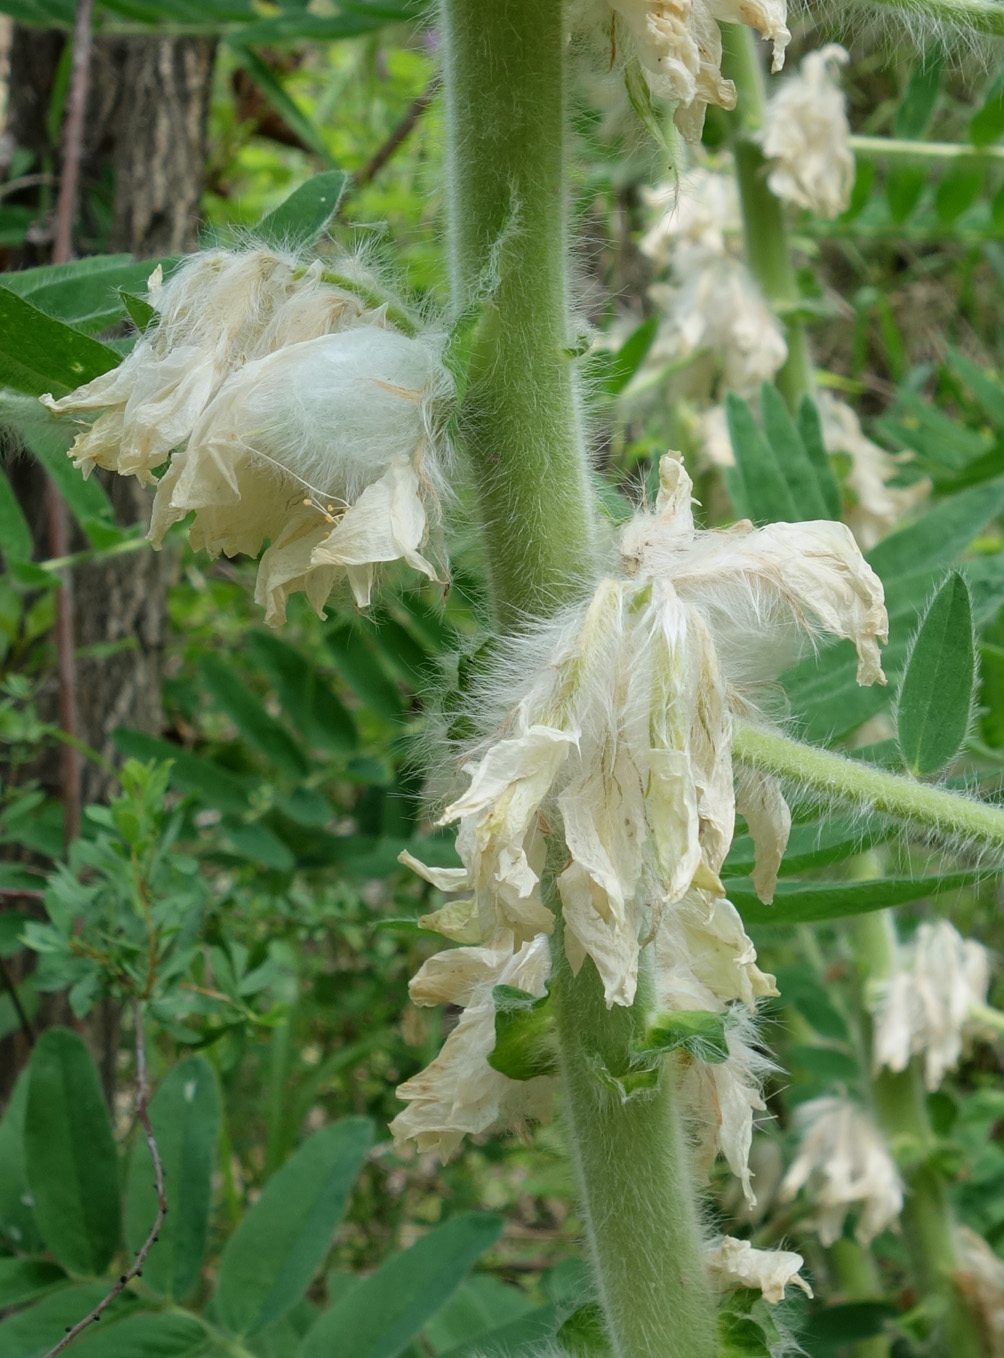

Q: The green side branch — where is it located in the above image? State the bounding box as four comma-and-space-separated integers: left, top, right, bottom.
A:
733, 723, 1004, 855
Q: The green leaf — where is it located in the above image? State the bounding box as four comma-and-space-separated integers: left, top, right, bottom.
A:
759, 383, 833, 521
326, 622, 405, 722
556, 1303, 612, 1357
0, 286, 119, 397
0, 911, 32, 957
254, 170, 348, 251
1, 254, 170, 332
299, 1212, 504, 1358
112, 729, 257, 815
0, 1258, 67, 1309
969, 71, 1004, 147
125, 1057, 219, 1301
583, 316, 658, 399
896, 52, 943, 139
420, 1277, 538, 1353
639, 1009, 729, 1064
231, 48, 336, 168
724, 393, 798, 524
0, 1284, 110, 1358
732, 869, 981, 927
216, 1118, 373, 1336
944, 347, 1004, 428
0, 465, 33, 566
434, 1303, 562, 1358
119, 289, 157, 331
23, 427, 117, 545
897, 573, 975, 776
885, 166, 926, 223
199, 655, 311, 778
0, 1071, 43, 1252
799, 1302, 896, 1353
24, 1028, 121, 1275
715, 1310, 772, 1358
935, 166, 984, 225
723, 816, 890, 880
796, 396, 842, 519
63, 1312, 210, 1358
248, 634, 359, 755
488, 984, 557, 1081
223, 820, 297, 872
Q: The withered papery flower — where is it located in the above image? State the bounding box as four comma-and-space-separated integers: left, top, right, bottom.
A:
760, 45, 855, 219
609, 0, 789, 140
389, 932, 553, 1157
404, 456, 886, 1011
41, 248, 452, 623
780, 1096, 904, 1246
706, 1236, 812, 1304
870, 920, 991, 1091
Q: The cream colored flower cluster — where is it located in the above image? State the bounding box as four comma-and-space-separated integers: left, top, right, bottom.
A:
393, 454, 887, 1302
870, 919, 991, 1091
41, 248, 451, 624
760, 45, 855, 220
608, 0, 790, 140
781, 1096, 904, 1246
642, 167, 788, 398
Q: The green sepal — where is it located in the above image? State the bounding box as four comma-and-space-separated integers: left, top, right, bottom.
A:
556, 1302, 613, 1357
638, 1009, 730, 1065
118, 288, 156, 332
488, 982, 558, 1081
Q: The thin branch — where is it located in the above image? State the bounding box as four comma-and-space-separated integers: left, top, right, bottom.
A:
0, 955, 35, 1044
47, 0, 95, 851
0, 886, 45, 900
52, 0, 94, 263
41, 1001, 167, 1358
352, 77, 440, 191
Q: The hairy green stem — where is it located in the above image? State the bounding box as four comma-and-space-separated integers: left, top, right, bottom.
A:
722, 25, 813, 409
552, 921, 716, 1358
440, 0, 594, 624
733, 723, 1004, 854
851, 134, 1004, 165
839, 0, 1004, 38
440, 3, 714, 1353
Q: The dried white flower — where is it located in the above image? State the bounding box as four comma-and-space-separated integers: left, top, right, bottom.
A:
41, 247, 452, 623
871, 920, 991, 1091
955, 1226, 1004, 1357
390, 932, 553, 1157
706, 1235, 812, 1304
648, 257, 788, 398
640, 166, 742, 267
780, 1096, 904, 1246
818, 393, 929, 551
761, 45, 855, 218
609, 0, 789, 139
406, 457, 886, 1011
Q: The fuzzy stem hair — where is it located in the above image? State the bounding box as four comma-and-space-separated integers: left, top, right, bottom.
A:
440, 0, 596, 624
440, 3, 716, 1353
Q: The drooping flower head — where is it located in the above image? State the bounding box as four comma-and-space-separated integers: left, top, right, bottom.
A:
608, 0, 790, 139
780, 1096, 904, 1246
870, 919, 991, 1090
395, 455, 888, 1188
760, 45, 855, 219
41, 247, 452, 624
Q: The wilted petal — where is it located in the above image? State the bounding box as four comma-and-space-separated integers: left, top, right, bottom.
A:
761, 45, 853, 217
657, 889, 777, 1012
780, 1096, 903, 1247
706, 1236, 811, 1304
735, 767, 791, 903
391, 933, 554, 1156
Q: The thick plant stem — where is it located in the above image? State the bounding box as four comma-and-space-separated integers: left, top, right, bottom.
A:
722, 25, 812, 409
733, 723, 1004, 855
440, 0, 595, 624
552, 925, 717, 1358
440, 3, 715, 1353
828, 1239, 891, 1358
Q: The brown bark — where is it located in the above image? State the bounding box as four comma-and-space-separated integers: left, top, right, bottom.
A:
0, 27, 216, 1103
